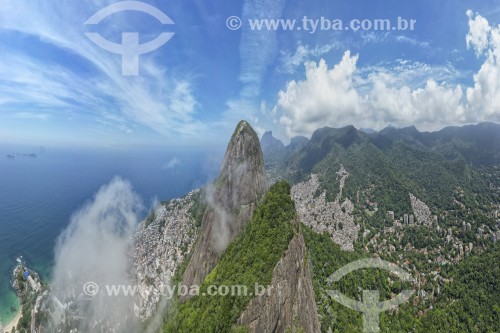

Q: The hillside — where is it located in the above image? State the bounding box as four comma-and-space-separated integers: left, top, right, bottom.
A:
132, 122, 499, 333
266, 124, 497, 227
303, 226, 500, 332
260, 123, 500, 332
159, 122, 499, 333
181, 120, 267, 293
37, 121, 495, 333
164, 181, 319, 332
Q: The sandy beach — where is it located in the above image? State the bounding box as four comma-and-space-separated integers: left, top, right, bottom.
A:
3, 309, 22, 332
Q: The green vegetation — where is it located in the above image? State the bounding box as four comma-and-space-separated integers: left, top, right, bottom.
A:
314, 140, 483, 218
160, 124, 500, 333
188, 189, 207, 229
144, 208, 156, 228
303, 225, 407, 332
275, 125, 496, 250
12, 268, 37, 332
380, 242, 500, 332
304, 225, 500, 332
276, 126, 493, 224
17, 301, 32, 331
164, 181, 297, 332
400, 225, 441, 250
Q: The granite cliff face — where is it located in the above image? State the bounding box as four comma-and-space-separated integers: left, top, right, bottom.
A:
260, 131, 310, 162
137, 121, 321, 332
261, 131, 285, 157
237, 231, 321, 333
181, 120, 267, 291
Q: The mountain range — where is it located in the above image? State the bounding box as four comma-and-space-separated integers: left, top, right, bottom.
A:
163, 121, 500, 332
28, 120, 500, 333
263, 122, 500, 167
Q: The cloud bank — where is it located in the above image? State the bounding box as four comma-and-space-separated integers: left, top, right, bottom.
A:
276, 10, 500, 137
0, 1, 200, 141
163, 157, 181, 170
51, 177, 143, 333
465, 10, 500, 120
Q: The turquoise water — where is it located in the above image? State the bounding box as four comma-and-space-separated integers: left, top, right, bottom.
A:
0, 144, 221, 324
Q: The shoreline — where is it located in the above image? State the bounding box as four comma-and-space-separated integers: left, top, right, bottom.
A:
3, 259, 23, 332
3, 307, 22, 332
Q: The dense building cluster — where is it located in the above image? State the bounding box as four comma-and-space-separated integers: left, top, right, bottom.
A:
132, 190, 199, 321
292, 167, 360, 251
409, 193, 435, 226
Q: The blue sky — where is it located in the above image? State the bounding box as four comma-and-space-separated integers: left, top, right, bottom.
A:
0, 0, 499, 147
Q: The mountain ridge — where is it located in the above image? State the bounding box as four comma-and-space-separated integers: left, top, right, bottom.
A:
181, 120, 267, 294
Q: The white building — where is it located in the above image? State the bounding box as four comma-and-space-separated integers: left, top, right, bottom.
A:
27, 276, 40, 292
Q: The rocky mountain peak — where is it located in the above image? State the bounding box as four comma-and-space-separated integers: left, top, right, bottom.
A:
181, 120, 267, 293
260, 130, 285, 158
217, 120, 267, 207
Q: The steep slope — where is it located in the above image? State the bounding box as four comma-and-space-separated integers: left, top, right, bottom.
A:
237, 232, 320, 333
428, 122, 500, 167
243, 123, 500, 333
264, 123, 499, 332
260, 131, 310, 162
288, 125, 367, 177
132, 190, 201, 320
261, 131, 285, 158
374, 122, 500, 166
287, 135, 310, 153
165, 181, 320, 333
181, 121, 267, 292
280, 124, 493, 216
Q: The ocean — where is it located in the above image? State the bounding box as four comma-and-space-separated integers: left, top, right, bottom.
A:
0, 144, 222, 324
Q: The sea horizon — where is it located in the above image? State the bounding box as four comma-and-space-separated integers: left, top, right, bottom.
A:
0, 144, 222, 324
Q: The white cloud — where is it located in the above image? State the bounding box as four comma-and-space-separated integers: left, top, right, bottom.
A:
0, 1, 201, 140
466, 10, 492, 56
369, 78, 465, 129
52, 177, 143, 332
276, 11, 500, 137
465, 11, 500, 121
163, 157, 181, 169
354, 59, 468, 95
276, 32, 431, 77
277, 51, 466, 136
278, 42, 339, 74
394, 35, 430, 49
222, 0, 286, 133
238, 0, 286, 93
278, 51, 362, 137
11, 112, 50, 120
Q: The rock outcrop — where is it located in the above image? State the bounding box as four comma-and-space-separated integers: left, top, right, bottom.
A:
260, 131, 310, 161
287, 135, 309, 153
261, 131, 285, 158
237, 232, 321, 333
181, 121, 267, 292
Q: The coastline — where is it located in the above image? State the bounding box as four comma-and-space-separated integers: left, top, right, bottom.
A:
3, 308, 22, 332
3, 259, 44, 332
3, 259, 24, 332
